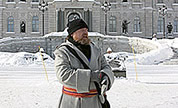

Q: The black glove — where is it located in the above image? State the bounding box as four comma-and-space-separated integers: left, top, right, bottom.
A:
90, 70, 102, 83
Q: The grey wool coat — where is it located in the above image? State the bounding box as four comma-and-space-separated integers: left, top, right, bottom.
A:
54, 41, 114, 108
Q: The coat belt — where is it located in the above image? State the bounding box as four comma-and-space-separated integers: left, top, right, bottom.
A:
63, 86, 98, 98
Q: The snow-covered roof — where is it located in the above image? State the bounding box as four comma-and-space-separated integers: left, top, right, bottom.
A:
44, 32, 104, 37
44, 28, 104, 38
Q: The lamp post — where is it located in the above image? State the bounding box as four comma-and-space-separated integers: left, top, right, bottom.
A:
158, 5, 167, 38
39, 0, 48, 53
101, 1, 111, 35
39, 0, 48, 36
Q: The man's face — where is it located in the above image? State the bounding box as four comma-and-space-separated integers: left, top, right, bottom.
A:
71, 28, 91, 45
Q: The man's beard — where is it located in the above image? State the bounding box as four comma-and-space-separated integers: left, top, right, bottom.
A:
77, 37, 91, 45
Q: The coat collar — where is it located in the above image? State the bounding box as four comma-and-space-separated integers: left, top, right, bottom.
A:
61, 41, 100, 70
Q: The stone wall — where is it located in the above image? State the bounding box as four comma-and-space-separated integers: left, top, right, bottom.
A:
0, 37, 46, 53
0, 34, 160, 59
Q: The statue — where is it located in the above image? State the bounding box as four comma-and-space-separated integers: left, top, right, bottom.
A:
20, 21, 25, 33
152, 33, 157, 41
167, 22, 173, 34
122, 20, 130, 34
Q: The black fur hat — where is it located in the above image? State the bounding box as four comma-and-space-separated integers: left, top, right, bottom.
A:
67, 19, 88, 35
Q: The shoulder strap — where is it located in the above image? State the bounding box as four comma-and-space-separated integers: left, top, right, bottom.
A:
62, 45, 90, 69
62, 44, 101, 95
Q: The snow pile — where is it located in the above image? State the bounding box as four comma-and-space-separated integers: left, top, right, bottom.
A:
105, 52, 128, 62
129, 37, 159, 54
128, 38, 174, 65
0, 52, 54, 66
0, 37, 177, 66
136, 42, 174, 65
104, 52, 127, 71
105, 38, 175, 65
172, 38, 178, 48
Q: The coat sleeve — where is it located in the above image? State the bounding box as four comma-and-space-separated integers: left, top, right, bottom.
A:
54, 48, 91, 93
100, 53, 114, 90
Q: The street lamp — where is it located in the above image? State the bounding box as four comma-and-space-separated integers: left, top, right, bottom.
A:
39, 0, 48, 36
39, 0, 48, 53
158, 5, 167, 38
101, 1, 111, 35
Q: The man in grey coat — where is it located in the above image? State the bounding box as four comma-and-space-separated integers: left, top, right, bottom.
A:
54, 18, 114, 108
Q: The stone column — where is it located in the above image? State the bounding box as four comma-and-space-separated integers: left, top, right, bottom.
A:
88, 9, 92, 32
57, 8, 64, 32
84, 9, 92, 31
0, 8, 2, 38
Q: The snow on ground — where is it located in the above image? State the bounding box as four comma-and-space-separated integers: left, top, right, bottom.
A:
172, 38, 178, 48
0, 51, 53, 66
0, 37, 178, 108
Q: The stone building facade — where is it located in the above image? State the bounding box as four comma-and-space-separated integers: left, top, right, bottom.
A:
1, 0, 178, 39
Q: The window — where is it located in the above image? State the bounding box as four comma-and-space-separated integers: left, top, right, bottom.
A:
20, 0, 26, 2
123, 0, 128, 2
174, 18, 178, 32
32, 16, 39, 32
32, 0, 39, 2
157, 17, 163, 32
133, 0, 140, 2
7, 0, 14, 2
68, 13, 80, 22
110, 0, 116, 8
109, 16, 117, 32
174, 0, 178, 3
7, 16, 14, 32
134, 17, 141, 32
157, 0, 163, 3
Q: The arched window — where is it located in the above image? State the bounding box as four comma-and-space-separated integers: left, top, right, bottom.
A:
68, 13, 80, 22
157, 0, 163, 3
174, 0, 178, 3
174, 18, 178, 32
134, 17, 141, 32
7, 16, 14, 32
32, 16, 39, 32
157, 17, 163, 32
109, 16, 116, 32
